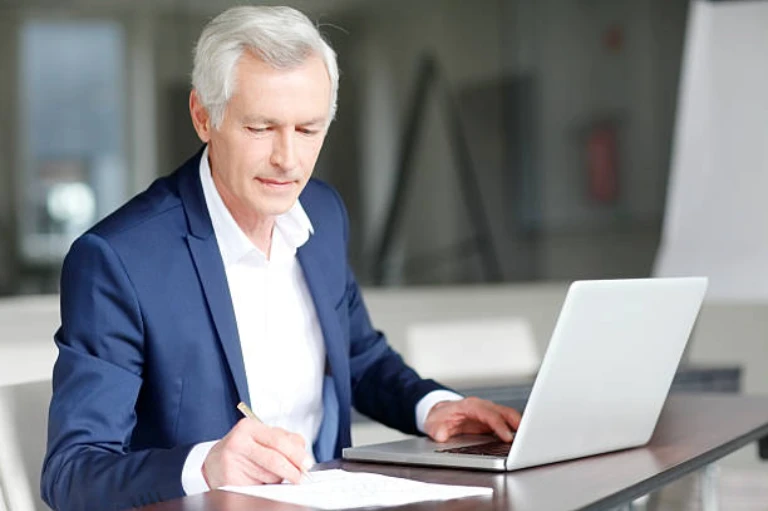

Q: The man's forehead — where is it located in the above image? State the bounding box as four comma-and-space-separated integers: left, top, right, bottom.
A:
236, 49, 329, 83
226, 52, 332, 122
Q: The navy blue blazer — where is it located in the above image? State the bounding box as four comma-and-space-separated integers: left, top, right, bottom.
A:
41, 149, 446, 511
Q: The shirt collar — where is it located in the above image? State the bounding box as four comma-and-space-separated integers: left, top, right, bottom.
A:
198, 146, 314, 267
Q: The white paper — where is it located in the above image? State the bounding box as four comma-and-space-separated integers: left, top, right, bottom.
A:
221, 469, 493, 510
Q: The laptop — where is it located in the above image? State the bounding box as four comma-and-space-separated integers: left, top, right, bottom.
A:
343, 277, 708, 471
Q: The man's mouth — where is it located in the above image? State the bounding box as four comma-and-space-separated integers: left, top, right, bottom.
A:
256, 177, 296, 188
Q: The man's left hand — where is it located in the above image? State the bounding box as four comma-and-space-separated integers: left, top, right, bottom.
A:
423, 397, 521, 443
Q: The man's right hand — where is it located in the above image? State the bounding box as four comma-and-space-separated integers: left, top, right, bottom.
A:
202, 418, 312, 488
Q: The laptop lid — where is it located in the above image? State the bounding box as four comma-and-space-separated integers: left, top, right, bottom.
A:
505, 276, 707, 469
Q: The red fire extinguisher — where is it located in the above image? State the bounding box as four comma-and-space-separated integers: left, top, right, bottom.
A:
586, 124, 619, 203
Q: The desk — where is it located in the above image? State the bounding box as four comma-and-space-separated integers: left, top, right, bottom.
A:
140, 394, 768, 511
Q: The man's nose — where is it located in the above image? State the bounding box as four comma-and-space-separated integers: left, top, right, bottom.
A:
270, 130, 298, 171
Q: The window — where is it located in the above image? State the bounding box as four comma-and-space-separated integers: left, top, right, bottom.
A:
19, 20, 127, 265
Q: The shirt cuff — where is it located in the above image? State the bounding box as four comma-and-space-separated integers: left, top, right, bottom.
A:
415, 390, 464, 434
181, 440, 218, 495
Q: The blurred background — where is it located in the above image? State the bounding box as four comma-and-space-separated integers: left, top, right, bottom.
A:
0, 0, 693, 293
1, 1, 768, 508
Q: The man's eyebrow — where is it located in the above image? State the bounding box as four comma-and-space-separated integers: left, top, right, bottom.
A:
298, 117, 327, 126
241, 115, 276, 125
240, 115, 327, 126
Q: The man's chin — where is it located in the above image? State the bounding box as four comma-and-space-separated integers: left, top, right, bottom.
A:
257, 197, 299, 217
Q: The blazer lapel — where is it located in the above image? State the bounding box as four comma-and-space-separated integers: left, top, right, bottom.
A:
186, 236, 250, 406
297, 237, 350, 416
178, 152, 251, 406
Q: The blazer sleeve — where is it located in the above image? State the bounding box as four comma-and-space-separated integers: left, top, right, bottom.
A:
346, 266, 449, 434
322, 187, 451, 434
41, 233, 192, 511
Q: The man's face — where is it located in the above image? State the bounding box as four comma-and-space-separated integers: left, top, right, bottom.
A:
191, 51, 331, 226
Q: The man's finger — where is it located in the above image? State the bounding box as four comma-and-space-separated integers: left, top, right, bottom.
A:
483, 412, 515, 442
245, 440, 304, 484
463, 402, 514, 442
497, 405, 522, 429
433, 424, 453, 443
248, 423, 311, 479
234, 455, 283, 486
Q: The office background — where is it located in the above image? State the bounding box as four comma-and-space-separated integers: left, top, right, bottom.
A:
1, 0, 767, 508
0, 0, 691, 293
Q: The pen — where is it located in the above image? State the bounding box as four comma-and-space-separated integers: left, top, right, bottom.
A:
236, 401, 314, 482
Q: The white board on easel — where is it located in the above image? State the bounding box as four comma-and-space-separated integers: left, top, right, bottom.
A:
654, 0, 768, 302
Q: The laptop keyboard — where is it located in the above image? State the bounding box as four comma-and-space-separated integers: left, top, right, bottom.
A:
436, 439, 513, 457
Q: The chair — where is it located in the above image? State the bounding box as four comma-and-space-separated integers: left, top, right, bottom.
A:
0, 296, 59, 387
0, 296, 59, 346
0, 379, 52, 511
405, 317, 540, 384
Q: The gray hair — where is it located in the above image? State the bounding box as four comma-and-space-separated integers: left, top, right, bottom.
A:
192, 6, 339, 129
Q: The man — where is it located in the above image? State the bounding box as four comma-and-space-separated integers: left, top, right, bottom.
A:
41, 6, 520, 511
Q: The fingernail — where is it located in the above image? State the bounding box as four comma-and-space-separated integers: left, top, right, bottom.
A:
302, 457, 314, 471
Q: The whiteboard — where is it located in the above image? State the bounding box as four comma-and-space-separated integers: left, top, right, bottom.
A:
654, 0, 768, 302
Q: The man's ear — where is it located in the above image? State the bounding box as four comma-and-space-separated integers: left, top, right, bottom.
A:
189, 89, 212, 143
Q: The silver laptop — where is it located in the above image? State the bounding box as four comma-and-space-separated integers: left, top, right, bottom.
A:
343, 277, 708, 471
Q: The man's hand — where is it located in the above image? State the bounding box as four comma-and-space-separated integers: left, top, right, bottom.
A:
423, 397, 521, 443
202, 418, 312, 488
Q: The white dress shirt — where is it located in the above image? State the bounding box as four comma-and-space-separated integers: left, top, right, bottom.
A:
181, 147, 462, 494
199, 154, 326, 450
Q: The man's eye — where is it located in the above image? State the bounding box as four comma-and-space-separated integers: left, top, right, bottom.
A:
247, 126, 268, 133
297, 127, 318, 135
